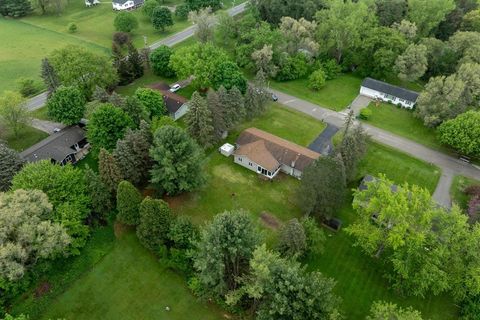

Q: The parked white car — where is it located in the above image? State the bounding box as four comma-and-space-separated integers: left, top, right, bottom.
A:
169, 84, 181, 92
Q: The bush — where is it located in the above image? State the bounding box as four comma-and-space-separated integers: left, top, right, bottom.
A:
15, 77, 42, 97
275, 53, 310, 81
114, 11, 138, 33
67, 22, 77, 33
175, 3, 190, 20
359, 107, 372, 120
396, 103, 402, 108
320, 59, 341, 80
150, 45, 175, 77
113, 31, 131, 46
308, 69, 327, 91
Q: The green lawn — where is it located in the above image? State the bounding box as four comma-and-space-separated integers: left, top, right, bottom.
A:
361, 102, 448, 152
269, 74, 363, 111
30, 106, 51, 121
0, 123, 48, 151
450, 175, 480, 210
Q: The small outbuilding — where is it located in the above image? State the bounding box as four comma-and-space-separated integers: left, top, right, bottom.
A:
360, 77, 419, 109
219, 143, 235, 157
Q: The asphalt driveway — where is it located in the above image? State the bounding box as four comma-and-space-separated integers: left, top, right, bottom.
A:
308, 124, 339, 155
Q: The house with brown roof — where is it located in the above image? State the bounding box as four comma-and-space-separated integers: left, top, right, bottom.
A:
233, 128, 321, 179
148, 83, 190, 121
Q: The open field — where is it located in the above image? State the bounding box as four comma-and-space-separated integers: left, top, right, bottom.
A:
451, 175, 480, 210
0, 123, 48, 151
361, 102, 447, 152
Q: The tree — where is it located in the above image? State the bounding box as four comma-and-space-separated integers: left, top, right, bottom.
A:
12, 160, 90, 255
113, 42, 135, 86
84, 166, 113, 218
194, 210, 261, 298
31, 0, 66, 14
308, 69, 327, 90
278, 218, 307, 258
251, 44, 278, 78
119, 96, 148, 127
185, 92, 214, 148
99, 148, 123, 194
298, 156, 346, 220
462, 9, 480, 32
46, 86, 85, 125
175, 3, 190, 20
0, 91, 29, 138
87, 104, 134, 153
150, 126, 205, 195
225, 86, 245, 128
212, 61, 247, 93
301, 216, 326, 256
206, 89, 227, 140
151, 6, 173, 31
150, 45, 175, 77
127, 42, 144, 79
169, 43, 230, 89
279, 16, 319, 57
142, 0, 157, 18
395, 44, 428, 82
116, 180, 142, 226
137, 197, 174, 251
185, 0, 221, 11
114, 125, 153, 185
114, 11, 138, 33
367, 301, 423, 320
227, 245, 341, 320
0, 189, 70, 281
420, 37, 457, 78
375, 0, 407, 26
407, 0, 455, 37
189, 7, 215, 43
456, 62, 480, 108
134, 88, 166, 118
251, 0, 323, 24
49, 45, 118, 98
438, 111, 480, 156
0, 143, 23, 191
0, 0, 32, 17
392, 19, 418, 41
41, 58, 60, 97
151, 115, 180, 133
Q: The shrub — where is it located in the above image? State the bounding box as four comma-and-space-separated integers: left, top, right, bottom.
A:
320, 59, 342, 80
113, 31, 131, 46
68, 22, 77, 33
359, 107, 372, 120
275, 53, 310, 81
175, 3, 190, 20
308, 69, 327, 91
15, 77, 42, 97
397, 103, 402, 108
114, 11, 138, 33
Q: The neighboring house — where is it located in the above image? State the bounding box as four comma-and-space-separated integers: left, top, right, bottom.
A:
359, 175, 398, 192
360, 77, 419, 109
233, 128, 321, 179
112, 0, 143, 10
85, 0, 100, 7
162, 91, 190, 121
20, 126, 89, 165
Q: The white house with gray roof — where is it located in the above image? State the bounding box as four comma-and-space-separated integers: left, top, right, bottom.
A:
112, 0, 143, 10
360, 77, 419, 109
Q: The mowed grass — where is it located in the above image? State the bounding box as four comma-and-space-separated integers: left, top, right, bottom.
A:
39, 232, 228, 320
0, 123, 48, 151
269, 74, 363, 111
0, 19, 108, 93
361, 102, 447, 152
30, 106, 51, 121
450, 175, 480, 210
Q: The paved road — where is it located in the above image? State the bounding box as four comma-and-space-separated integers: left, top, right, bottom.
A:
271, 89, 480, 203
31, 119, 65, 134
149, 2, 247, 50
432, 169, 454, 208
308, 123, 339, 155
26, 92, 48, 111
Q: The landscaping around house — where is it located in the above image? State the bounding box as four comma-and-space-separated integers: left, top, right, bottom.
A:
450, 175, 480, 210
0, 123, 48, 151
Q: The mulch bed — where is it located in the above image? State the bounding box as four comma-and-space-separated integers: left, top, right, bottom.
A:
260, 211, 282, 230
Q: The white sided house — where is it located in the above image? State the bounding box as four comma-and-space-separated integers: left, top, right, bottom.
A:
112, 0, 143, 10
162, 91, 189, 121
360, 77, 419, 109
233, 128, 321, 179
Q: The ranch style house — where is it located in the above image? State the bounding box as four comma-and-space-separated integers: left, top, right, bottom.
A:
360, 77, 419, 109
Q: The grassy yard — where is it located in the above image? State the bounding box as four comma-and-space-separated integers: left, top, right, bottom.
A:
269, 74, 363, 111
30, 106, 51, 121
360, 102, 447, 152
450, 175, 480, 210
0, 123, 48, 151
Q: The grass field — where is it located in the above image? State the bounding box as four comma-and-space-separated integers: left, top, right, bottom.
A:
30, 106, 51, 121
0, 123, 48, 151
361, 102, 447, 152
269, 74, 363, 111
450, 175, 480, 210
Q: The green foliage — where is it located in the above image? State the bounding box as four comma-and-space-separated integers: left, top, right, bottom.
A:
49, 45, 118, 99
98, 148, 123, 194
0, 189, 70, 281
151, 6, 173, 32
206, 88, 226, 141
141, 0, 157, 18
227, 245, 341, 320
359, 108, 372, 120
15, 78, 42, 97
41, 58, 60, 96
114, 11, 138, 33
46, 86, 85, 125
462, 9, 480, 32
278, 218, 307, 258
134, 88, 166, 118
185, 91, 214, 148
136, 197, 174, 251
87, 104, 134, 153
375, 0, 407, 26
395, 44, 428, 82
67, 22, 77, 33
320, 59, 342, 80
212, 61, 247, 93
185, 0, 221, 11
407, 0, 455, 37
0, 91, 29, 138
151, 115, 179, 133
251, 0, 322, 24
119, 96, 148, 127
168, 215, 198, 250
0, 142, 24, 191
150, 126, 205, 195
194, 210, 261, 298
0, 0, 32, 17
150, 45, 175, 77
438, 110, 480, 156
12, 160, 90, 255
367, 301, 423, 320
301, 216, 326, 256
83, 166, 113, 219
339, 115, 369, 181
308, 69, 327, 90
116, 180, 142, 226
298, 156, 346, 220
175, 3, 190, 20
275, 53, 310, 81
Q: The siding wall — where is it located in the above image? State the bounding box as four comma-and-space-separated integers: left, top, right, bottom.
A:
360, 86, 415, 109
174, 103, 189, 121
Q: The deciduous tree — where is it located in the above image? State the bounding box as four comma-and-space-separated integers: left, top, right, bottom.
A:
375, 0, 407, 26
0, 0, 32, 17
116, 180, 142, 226
438, 110, 480, 156
151, 6, 173, 31
46, 86, 85, 125
367, 301, 423, 320
395, 44, 428, 82
189, 7, 215, 43
407, 0, 455, 37
0, 91, 29, 138
114, 11, 138, 33
251, 0, 323, 24
212, 61, 247, 93
0, 143, 23, 191
134, 88, 166, 118
150, 45, 175, 77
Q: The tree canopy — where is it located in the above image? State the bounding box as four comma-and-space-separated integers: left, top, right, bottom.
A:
438, 110, 480, 156
0, 143, 24, 191
46, 86, 85, 125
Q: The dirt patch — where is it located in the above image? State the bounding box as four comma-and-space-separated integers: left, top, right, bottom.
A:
114, 221, 134, 238
163, 193, 191, 210
260, 211, 282, 230
147, 82, 170, 91
34, 282, 51, 298
142, 187, 156, 198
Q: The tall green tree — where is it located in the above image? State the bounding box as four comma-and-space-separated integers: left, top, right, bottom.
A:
84, 165, 113, 219
185, 0, 221, 11
225, 86, 245, 127
438, 110, 480, 156
150, 126, 205, 195
137, 197, 174, 251
46, 86, 86, 125
0, 0, 32, 17
185, 91, 214, 148
118, 96, 148, 127
395, 44, 428, 82
127, 42, 144, 79
99, 148, 123, 194
116, 180, 142, 226
407, 0, 456, 37
134, 88, 166, 118
375, 0, 407, 26
206, 88, 227, 140
0, 142, 24, 191
150, 45, 175, 77
367, 301, 423, 320
278, 218, 307, 258
114, 11, 138, 33
194, 210, 261, 298
41, 58, 60, 97
0, 91, 29, 138
151, 6, 173, 31
189, 7, 216, 43
251, 0, 323, 24
212, 61, 247, 93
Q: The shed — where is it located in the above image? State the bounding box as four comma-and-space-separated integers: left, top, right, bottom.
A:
219, 143, 235, 157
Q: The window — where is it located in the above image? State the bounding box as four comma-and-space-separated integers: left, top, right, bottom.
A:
238, 157, 242, 162
248, 162, 252, 166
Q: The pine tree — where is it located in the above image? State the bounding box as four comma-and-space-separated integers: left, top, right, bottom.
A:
137, 197, 174, 251
0, 142, 24, 191
185, 91, 214, 148
127, 42, 144, 79
207, 88, 227, 140
226, 86, 245, 128
84, 165, 113, 218
244, 84, 258, 120
0, 0, 32, 17
41, 58, 59, 97
116, 180, 142, 226
112, 42, 134, 85
98, 148, 123, 194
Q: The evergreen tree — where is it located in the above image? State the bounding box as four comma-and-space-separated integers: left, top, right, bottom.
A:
98, 148, 123, 194
112, 42, 134, 85
185, 91, 214, 148
0, 0, 32, 18
0, 142, 24, 191
225, 86, 245, 128
84, 165, 113, 219
127, 42, 144, 79
40, 58, 59, 97
116, 180, 142, 226
278, 218, 307, 258
244, 84, 257, 120
119, 96, 148, 127
207, 88, 227, 140
137, 197, 174, 251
